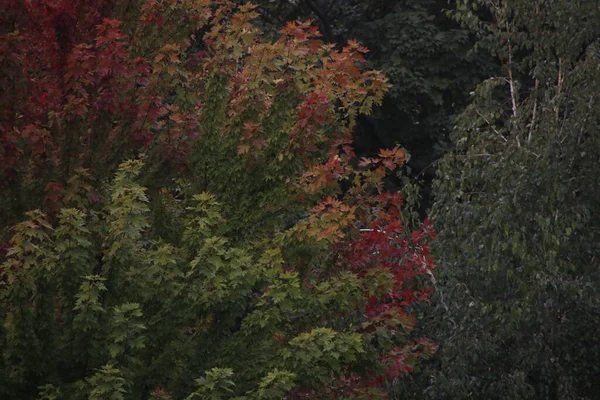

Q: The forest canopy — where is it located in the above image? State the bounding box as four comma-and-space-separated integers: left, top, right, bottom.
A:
1, 0, 599, 399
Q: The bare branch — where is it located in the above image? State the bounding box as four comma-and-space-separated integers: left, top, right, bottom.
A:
528, 79, 539, 144
475, 109, 507, 142
505, 21, 518, 120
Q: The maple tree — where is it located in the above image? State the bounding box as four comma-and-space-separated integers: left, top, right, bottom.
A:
0, 1, 436, 398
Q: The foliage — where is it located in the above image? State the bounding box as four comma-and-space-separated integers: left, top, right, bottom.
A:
341, 0, 493, 153
238, 0, 497, 211
408, 1, 600, 398
0, 157, 436, 399
0, 0, 386, 231
0, 1, 436, 398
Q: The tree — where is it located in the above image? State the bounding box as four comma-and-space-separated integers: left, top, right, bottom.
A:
409, 0, 600, 398
234, 0, 497, 213
0, 0, 384, 231
0, 1, 436, 398
0, 154, 437, 399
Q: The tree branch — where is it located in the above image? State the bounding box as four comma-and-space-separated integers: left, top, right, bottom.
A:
304, 0, 334, 43
528, 79, 539, 144
505, 20, 520, 147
